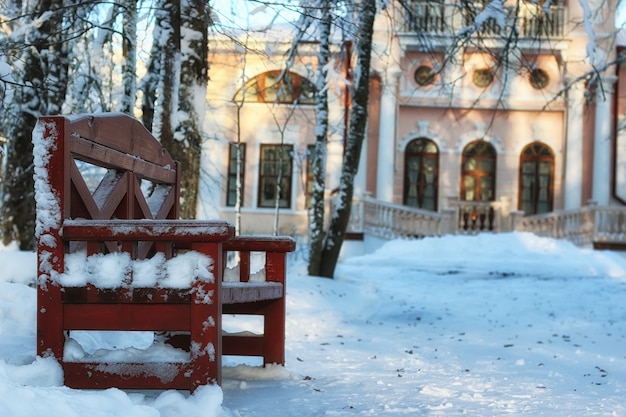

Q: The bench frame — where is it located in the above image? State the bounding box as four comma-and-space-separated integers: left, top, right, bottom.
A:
34, 113, 295, 391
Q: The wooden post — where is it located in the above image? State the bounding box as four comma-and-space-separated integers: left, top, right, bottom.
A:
263, 251, 286, 365
190, 242, 223, 389
36, 117, 67, 360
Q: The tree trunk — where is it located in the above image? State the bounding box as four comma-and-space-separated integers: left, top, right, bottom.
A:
308, 1, 332, 276
319, 0, 376, 278
139, 9, 163, 131
1, 0, 68, 250
171, 0, 209, 219
121, 0, 137, 114
153, 0, 180, 185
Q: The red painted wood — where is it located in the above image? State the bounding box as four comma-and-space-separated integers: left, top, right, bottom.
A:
222, 235, 296, 252
222, 300, 275, 315
36, 117, 68, 360
263, 297, 286, 365
222, 334, 264, 356
239, 251, 250, 282
63, 362, 191, 390
221, 282, 283, 304
62, 219, 234, 242
263, 252, 287, 364
190, 241, 222, 388
35, 113, 294, 392
63, 287, 192, 304
63, 304, 191, 331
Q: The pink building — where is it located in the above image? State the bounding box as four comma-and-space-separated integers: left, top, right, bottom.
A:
202, 0, 626, 250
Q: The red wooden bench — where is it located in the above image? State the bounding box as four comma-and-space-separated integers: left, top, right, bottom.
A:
33, 113, 295, 391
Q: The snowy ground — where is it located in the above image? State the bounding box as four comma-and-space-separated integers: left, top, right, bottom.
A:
1, 232, 626, 416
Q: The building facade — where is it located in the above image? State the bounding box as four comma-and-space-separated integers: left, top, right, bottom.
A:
201, 0, 623, 239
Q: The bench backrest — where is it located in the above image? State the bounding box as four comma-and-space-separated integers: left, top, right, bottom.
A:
34, 113, 180, 260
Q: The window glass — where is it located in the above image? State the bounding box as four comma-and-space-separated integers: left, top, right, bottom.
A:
404, 138, 439, 211
226, 143, 245, 207
519, 142, 554, 215
234, 71, 316, 105
258, 144, 293, 208
461, 141, 496, 202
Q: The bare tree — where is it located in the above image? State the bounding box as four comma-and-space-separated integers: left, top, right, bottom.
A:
121, 0, 138, 114
307, 0, 332, 276
148, 0, 209, 219
319, 0, 377, 277
1, 0, 69, 250
173, 0, 210, 219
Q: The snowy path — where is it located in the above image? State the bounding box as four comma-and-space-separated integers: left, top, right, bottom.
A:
2, 233, 626, 416
222, 236, 626, 416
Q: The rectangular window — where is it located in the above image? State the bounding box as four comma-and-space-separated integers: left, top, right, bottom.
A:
226, 143, 245, 207
258, 144, 293, 208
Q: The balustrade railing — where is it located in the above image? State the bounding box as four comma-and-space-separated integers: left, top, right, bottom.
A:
400, 0, 567, 39
516, 206, 596, 247
447, 198, 512, 234
353, 196, 626, 248
589, 206, 626, 243
360, 196, 445, 239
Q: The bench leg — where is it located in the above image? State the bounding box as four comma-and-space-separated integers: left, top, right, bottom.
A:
37, 282, 64, 360
263, 297, 285, 365
263, 252, 286, 365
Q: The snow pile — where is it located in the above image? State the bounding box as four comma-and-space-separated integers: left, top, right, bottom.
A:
350, 232, 626, 279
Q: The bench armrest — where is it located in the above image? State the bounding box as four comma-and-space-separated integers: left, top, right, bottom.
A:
62, 219, 234, 242
222, 235, 296, 252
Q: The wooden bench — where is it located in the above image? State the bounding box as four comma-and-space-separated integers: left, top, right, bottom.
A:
33, 113, 295, 391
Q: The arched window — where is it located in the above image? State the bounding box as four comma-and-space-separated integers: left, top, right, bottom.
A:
461, 140, 496, 201
519, 142, 554, 215
234, 71, 316, 104
404, 138, 439, 211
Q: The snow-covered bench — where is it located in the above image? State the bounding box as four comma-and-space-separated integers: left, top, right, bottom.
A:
33, 113, 295, 391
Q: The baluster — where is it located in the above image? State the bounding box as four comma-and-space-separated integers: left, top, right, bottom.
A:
488, 206, 495, 231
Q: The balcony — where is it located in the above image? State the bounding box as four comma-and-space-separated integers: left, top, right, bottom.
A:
400, 0, 567, 40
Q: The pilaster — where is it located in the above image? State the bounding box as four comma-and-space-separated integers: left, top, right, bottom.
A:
564, 80, 585, 209
376, 69, 402, 202
592, 75, 617, 206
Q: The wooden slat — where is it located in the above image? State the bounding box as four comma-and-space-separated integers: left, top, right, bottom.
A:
66, 113, 176, 167
63, 362, 192, 390
63, 287, 192, 304
223, 334, 264, 357
62, 219, 234, 242
63, 284, 281, 305
222, 282, 283, 304
223, 235, 296, 252
593, 241, 626, 250
95, 171, 130, 219
71, 136, 177, 184
69, 160, 102, 219
222, 300, 276, 315
63, 304, 191, 331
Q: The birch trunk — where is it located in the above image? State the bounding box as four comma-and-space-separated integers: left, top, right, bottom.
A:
319, 0, 376, 278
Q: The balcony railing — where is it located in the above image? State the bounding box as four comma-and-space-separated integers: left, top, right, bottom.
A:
400, 0, 567, 39
351, 197, 626, 249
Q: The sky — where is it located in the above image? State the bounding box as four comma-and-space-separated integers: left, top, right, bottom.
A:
211, 0, 300, 31
1, 231, 626, 416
